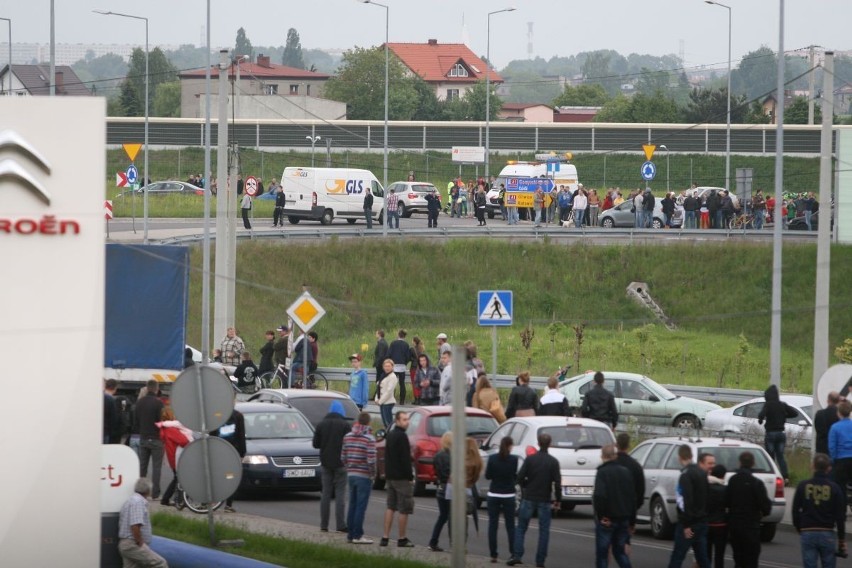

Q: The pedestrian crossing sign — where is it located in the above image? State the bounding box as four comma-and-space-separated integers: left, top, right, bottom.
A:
478, 290, 513, 326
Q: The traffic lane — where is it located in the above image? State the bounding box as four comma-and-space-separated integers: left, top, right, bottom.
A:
230, 489, 803, 567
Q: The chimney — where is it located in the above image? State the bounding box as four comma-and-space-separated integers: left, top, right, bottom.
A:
55, 70, 64, 94
257, 54, 271, 68
427, 39, 438, 46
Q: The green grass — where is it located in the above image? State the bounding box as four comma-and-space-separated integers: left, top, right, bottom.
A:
151, 512, 437, 568
185, 240, 852, 393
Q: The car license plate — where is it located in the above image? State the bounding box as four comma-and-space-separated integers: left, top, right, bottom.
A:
284, 469, 315, 478
562, 486, 593, 496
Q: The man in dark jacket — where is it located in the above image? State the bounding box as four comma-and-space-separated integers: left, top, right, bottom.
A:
272, 325, 290, 372
387, 329, 411, 405
726, 451, 772, 568
506, 372, 539, 419
793, 453, 847, 565
213, 406, 246, 512
313, 400, 352, 532
258, 330, 274, 376
667, 444, 709, 568
706, 190, 720, 228
135, 379, 165, 500
509, 434, 561, 567
581, 371, 618, 428
425, 188, 441, 228
593, 444, 636, 568
373, 329, 388, 385
758, 384, 798, 482
363, 189, 374, 229
382, 411, 415, 548
614, 433, 645, 529
273, 184, 286, 227
815, 391, 841, 456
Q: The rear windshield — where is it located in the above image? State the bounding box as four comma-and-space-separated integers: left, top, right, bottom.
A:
699, 446, 775, 474
542, 425, 613, 449
244, 410, 313, 439
288, 397, 359, 426
427, 415, 498, 437
413, 184, 436, 193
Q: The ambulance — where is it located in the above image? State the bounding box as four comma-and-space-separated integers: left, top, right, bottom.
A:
281, 167, 384, 225
486, 153, 580, 218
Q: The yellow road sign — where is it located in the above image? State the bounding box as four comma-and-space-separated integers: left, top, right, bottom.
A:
123, 143, 142, 162
286, 291, 326, 331
643, 144, 656, 161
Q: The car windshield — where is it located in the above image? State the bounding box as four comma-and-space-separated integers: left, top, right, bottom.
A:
699, 446, 775, 474
542, 425, 613, 449
799, 405, 813, 418
244, 411, 313, 439
427, 415, 497, 437
287, 397, 359, 426
643, 378, 676, 401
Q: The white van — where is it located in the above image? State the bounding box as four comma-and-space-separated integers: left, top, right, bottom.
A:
281, 167, 384, 225
485, 160, 580, 218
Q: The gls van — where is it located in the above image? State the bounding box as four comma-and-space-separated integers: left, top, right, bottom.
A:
281, 167, 384, 225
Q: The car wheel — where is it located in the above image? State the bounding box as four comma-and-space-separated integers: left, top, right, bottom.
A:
673, 414, 699, 430
399, 203, 410, 218
347, 218, 357, 225
759, 522, 777, 542
650, 495, 674, 539
372, 476, 386, 490
320, 209, 334, 225
377, 210, 384, 225
652, 218, 663, 229
602, 217, 614, 228
287, 216, 300, 225
487, 211, 495, 219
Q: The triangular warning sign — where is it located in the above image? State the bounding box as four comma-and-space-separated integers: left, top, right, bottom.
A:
123, 143, 142, 162
480, 292, 511, 322
642, 144, 656, 161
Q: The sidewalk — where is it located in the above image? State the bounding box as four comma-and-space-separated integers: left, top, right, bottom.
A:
151, 502, 496, 568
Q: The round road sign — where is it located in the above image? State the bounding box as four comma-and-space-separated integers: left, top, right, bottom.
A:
126, 165, 139, 185
245, 175, 258, 197
170, 365, 235, 432
641, 161, 657, 181
177, 437, 243, 504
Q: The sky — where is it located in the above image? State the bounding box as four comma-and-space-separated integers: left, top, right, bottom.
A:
3, 0, 852, 72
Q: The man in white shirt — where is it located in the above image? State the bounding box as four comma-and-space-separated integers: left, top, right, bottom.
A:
439, 350, 453, 405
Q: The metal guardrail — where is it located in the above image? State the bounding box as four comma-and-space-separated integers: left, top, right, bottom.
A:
314, 366, 765, 404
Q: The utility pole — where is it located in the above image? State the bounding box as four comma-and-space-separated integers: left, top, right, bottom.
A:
214, 50, 236, 341
769, 0, 785, 387
807, 46, 816, 125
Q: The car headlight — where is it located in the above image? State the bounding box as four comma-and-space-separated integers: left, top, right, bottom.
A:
242, 455, 269, 465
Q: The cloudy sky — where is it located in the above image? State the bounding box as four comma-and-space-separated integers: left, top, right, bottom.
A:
5, 0, 851, 71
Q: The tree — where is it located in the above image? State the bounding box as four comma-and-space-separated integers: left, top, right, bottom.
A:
282, 28, 305, 69
503, 70, 562, 104
552, 84, 609, 107
303, 49, 340, 74
785, 95, 822, 124
124, 47, 178, 117
72, 53, 128, 95
117, 79, 142, 116
635, 68, 671, 96
234, 27, 253, 61
324, 47, 418, 120
683, 87, 747, 124
744, 99, 772, 124
410, 77, 441, 121
165, 44, 210, 71
152, 81, 181, 117
731, 46, 777, 99
594, 92, 681, 123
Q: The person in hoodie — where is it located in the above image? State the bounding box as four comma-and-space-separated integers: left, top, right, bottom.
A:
793, 452, 847, 567
415, 353, 441, 406
706, 463, 728, 568
157, 406, 193, 508
348, 354, 369, 410
341, 412, 377, 544
726, 451, 772, 568
538, 376, 570, 417
758, 384, 798, 483
666, 444, 709, 568
212, 405, 246, 512
312, 400, 352, 533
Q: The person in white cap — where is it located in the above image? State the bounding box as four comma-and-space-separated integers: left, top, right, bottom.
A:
436, 333, 451, 370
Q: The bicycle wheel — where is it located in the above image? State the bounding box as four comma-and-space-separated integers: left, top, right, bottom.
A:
180, 489, 223, 514
308, 371, 329, 390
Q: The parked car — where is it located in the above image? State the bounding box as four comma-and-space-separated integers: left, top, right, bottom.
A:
375, 406, 499, 495
558, 371, 720, 429
115, 180, 204, 198
703, 395, 813, 448
694, 186, 740, 210
248, 389, 359, 428
386, 181, 441, 217
476, 416, 616, 510
631, 436, 786, 542
236, 401, 322, 493
599, 199, 683, 228
787, 210, 822, 231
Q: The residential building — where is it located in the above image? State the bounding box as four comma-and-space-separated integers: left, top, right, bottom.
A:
554, 106, 602, 123
499, 103, 554, 123
0, 64, 92, 96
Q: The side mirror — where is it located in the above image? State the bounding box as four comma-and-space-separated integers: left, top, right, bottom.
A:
480, 442, 490, 451
375, 429, 386, 441
798, 420, 808, 427
648, 395, 660, 402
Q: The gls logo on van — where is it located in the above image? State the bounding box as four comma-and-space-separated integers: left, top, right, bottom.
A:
345, 179, 365, 195
324, 179, 365, 195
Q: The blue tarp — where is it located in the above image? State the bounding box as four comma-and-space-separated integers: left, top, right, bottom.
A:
104, 244, 190, 370
151, 536, 283, 567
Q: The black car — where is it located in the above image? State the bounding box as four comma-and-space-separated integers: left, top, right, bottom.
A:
115, 180, 204, 198
236, 402, 322, 493
247, 389, 359, 428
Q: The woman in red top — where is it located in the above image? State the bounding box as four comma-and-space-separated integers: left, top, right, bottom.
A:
158, 406, 193, 507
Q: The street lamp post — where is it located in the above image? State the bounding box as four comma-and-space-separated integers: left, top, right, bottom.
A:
359, 0, 389, 236
94, 10, 149, 243
485, 7, 516, 183
0, 18, 10, 96
659, 144, 670, 192
306, 136, 321, 167
705, 0, 732, 192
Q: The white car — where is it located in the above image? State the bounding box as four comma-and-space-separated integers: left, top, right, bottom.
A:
386, 181, 440, 217
476, 416, 615, 510
702, 395, 813, 448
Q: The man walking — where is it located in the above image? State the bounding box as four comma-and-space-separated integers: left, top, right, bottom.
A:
381, 411, 416, 548
667, 445, 709, 568
793, 453, 847, 567
581, 371, 618, 429
387, 329, 411, 405
508, 433, 561, 567
342, 412, 377, 544
614, 433, 645, 538
726, 451, 772, 568
135, 379, 164, 500
759, 384, 798, 483
593, 444, 635, 568
117, 478, 168, 568
373, 329, 388, 386
313, 400, 352, 533
815, 392, 841, 456
240, 191, 252, 229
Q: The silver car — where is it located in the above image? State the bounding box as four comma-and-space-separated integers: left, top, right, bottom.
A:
599, 198, 683, 228
631, 436, 786, 542
477, 416, 615, 510
386, 181, 440, 217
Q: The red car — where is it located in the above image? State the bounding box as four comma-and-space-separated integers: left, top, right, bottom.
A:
375, 406, 499, 495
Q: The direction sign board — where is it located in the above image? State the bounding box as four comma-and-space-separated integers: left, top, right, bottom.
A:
478, 290, 513, 326
451, 146, 486, 164
505, 177, 554, 192
286, 291, 326, 331
641, 161, 657, 181
244, 175, 258, 197
126, 164, 138, 185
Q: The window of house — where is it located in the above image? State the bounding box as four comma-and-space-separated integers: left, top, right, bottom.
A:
265, 84, 278, 95
289, 84, 299, 95
448, 63, 469, 78
446, 89, 460, 101
306, 84, 311, 96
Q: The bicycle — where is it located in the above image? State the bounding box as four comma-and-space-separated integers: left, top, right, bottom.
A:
259, 363, 329, 390
173, 481, 224, 514
728, 212, 755, 230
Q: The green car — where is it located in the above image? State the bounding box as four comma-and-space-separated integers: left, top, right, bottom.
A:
558, 371, 720, 429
